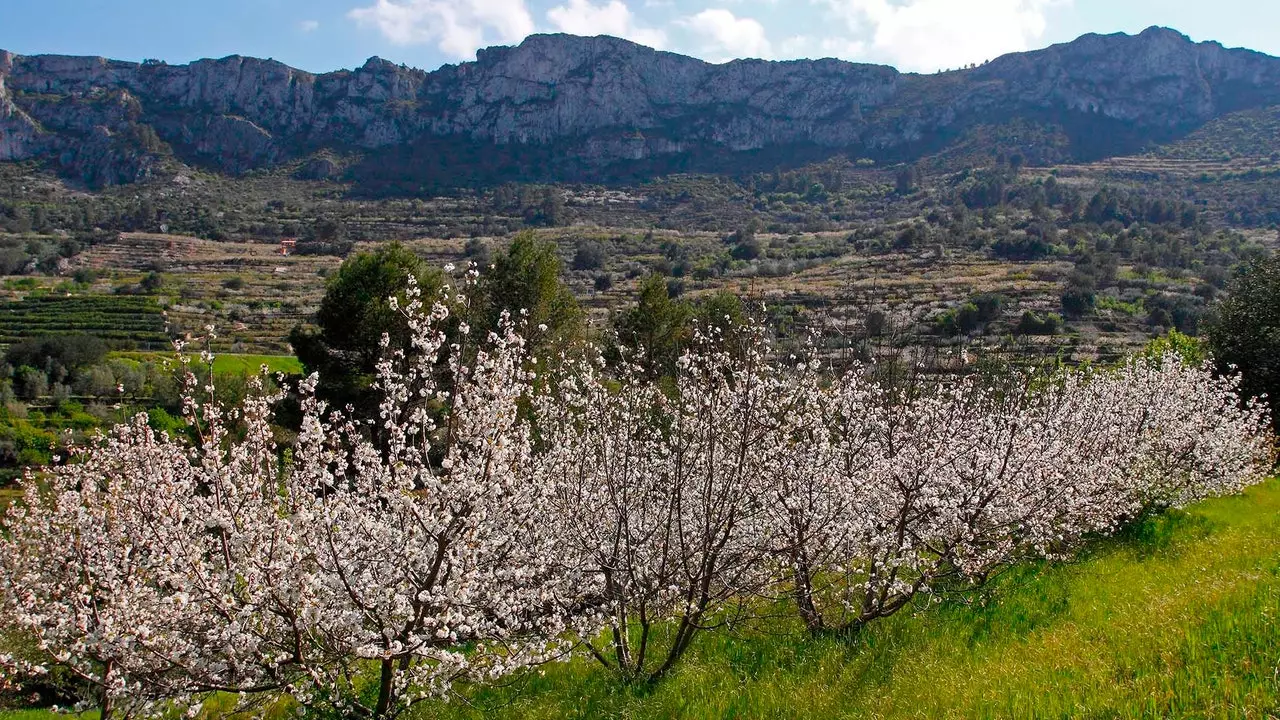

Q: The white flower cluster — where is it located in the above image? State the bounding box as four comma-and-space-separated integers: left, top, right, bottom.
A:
0, 291, 1272, 714
535, 328, 1273, 676
756, 352, 1275, 635
0, 278, 587, 720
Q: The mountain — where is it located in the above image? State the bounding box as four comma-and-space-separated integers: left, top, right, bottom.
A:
2, 26, 1280, 189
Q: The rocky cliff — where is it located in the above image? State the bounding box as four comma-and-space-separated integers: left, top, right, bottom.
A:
1, 26, 1278, 187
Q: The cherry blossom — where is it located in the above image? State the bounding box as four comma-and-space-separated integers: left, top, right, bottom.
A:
0, 281, 1271, 711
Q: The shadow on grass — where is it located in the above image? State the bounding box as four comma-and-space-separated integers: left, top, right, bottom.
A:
1107, 507, 1219, 559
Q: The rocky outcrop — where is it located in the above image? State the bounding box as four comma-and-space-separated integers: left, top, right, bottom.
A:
1, 27, 1278, 187
0, 49, 43, 162
971, 27, 1280, 126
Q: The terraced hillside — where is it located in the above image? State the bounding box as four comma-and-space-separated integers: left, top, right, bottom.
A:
0, 119, 1276, 366
0, 295, 167, 348
73, 233, 342, 354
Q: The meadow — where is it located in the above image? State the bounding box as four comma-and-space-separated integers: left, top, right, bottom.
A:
109, 352, 303, 377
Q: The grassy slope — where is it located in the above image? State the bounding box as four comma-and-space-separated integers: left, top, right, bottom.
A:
3, 481, 1277, 720
432, 480, 1280, 720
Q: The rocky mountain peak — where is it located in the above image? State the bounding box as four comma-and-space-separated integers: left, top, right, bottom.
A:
1, 28, 1278, 188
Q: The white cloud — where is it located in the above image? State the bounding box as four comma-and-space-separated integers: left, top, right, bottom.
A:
299, 19, 321, 33
820, 0, 1066, 71
680, 8, 773, 61
348, 0, 535, 59
547, 0, 667, 49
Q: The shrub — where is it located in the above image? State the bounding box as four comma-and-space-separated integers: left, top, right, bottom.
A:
572, 240, 607, 271
1017, 311, 1061, 335
1061, 286, 1096, 318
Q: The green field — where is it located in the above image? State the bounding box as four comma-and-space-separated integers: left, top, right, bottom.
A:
3, 479, 1277, 720
109, 352, 303, 377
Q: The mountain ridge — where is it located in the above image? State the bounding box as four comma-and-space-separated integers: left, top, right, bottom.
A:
2, 26, 1279, 189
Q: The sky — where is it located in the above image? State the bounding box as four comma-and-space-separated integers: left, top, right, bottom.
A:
2, 0, 1279, 75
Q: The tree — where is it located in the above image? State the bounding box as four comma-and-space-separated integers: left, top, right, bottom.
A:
572, 240, 607, 271
477, 233, 582, 358
4, 334, 108, 385
295, 236, 583, 415
731, 237, 762, 261
611, 279, 748, 382
538, 324, 780, 683
0, 286, 589, 719
609, 274, 693, 380
691, 291, 747, 339
290, 243, 444, 412
526, 189, 567, 227
766, 354, 1273, 635
139, 271, 164, 293
1016, 310, 1061, 335
1205, 257, 1280, 429
895, 165, 919, 195
1061, 284, 1096, 319
1, 290, 1271, 713
0, 423, 197, 719
311, 217, 346, 243
463, 237, 491, 266
12, 366, 49, 401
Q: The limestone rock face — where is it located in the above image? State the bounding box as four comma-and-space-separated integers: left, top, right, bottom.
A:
1, 27, 1278, 186
971, 27, 1280, 125
0, 50, 42, 162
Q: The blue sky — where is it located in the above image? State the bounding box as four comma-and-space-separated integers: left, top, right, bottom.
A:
3, 0, 1278, 74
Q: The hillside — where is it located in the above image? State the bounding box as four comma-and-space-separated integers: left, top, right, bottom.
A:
2, 479, 1275, 719
1155, 105, 1280, 161
3, 27, 1280, 189
350, 479, 1280, 719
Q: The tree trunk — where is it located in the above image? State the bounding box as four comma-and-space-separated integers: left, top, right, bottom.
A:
99, 660, 115, 720
99, 690, 114, 720
792, 564, 825, 634
374, 658, 395, 719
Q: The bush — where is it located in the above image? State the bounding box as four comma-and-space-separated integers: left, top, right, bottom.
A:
572, 240, 607, 271
1061, 286, 1096, 318
1017, 311, 1061, 335
139, 271, 163, 293
731, 238, 762, 261
464, 237, 491, 266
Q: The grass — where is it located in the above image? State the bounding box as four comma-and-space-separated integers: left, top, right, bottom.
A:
0, 487, 20, 512
109, 352, 303, 376
200, 354, 303, 376
1097, 295, 1145, 317
3, 480, 1278, 720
